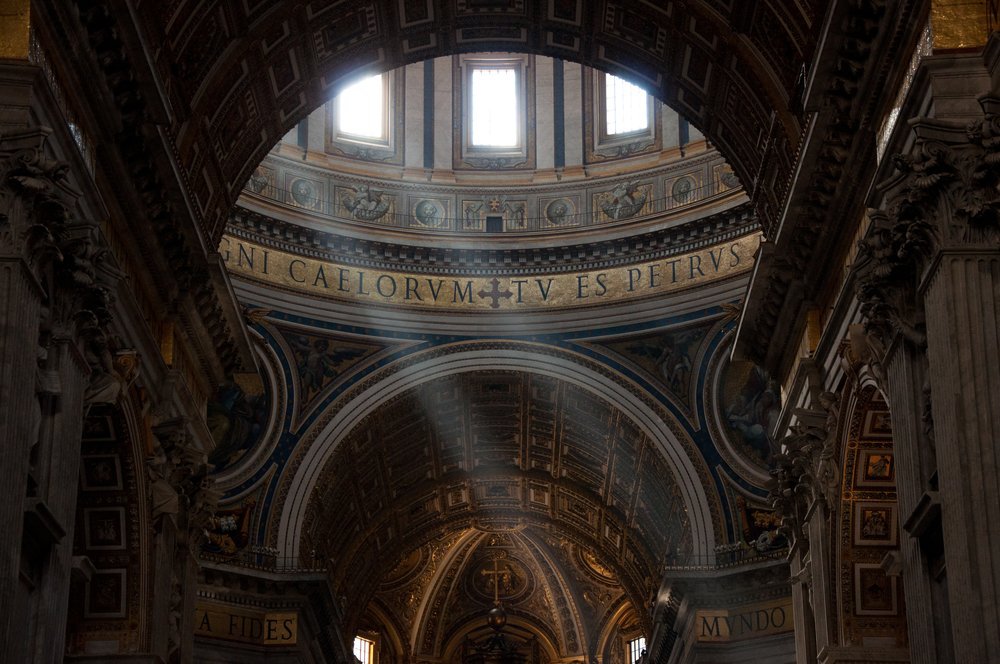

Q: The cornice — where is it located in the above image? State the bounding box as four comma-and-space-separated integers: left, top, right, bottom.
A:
226, 201, 759, 276
735, 0, 929, 378
66, 2, 256, 379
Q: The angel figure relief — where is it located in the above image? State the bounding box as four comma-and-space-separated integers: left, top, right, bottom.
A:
342, 184, 391, 221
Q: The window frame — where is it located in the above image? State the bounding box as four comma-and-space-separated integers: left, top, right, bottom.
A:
326, 70, 404, 164
353, 633, 378, 664
583, 68, 660, 163
602, 73, 652, 138
455, 53, 535, 169
626, 635, 646, 664
334, 73, 391, 146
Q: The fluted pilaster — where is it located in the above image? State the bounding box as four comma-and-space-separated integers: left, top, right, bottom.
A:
922, 252, 1000, 662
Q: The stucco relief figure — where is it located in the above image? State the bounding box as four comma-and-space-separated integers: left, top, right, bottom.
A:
725, 364, 781, 462
342, 184, 391, 221
601, 181, 647, 220
506, 202, 526, 229
658, 336, 694, 395
247, 167, 269, 193
287, 334, 367, 401
201, 499, 257, 556
463, 200, 484, 229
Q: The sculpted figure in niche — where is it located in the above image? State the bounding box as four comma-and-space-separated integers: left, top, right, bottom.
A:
147, 446, 180, 527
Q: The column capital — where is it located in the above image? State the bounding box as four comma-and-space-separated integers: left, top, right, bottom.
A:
767, 393, 840, 551
855, 92, 1000, 351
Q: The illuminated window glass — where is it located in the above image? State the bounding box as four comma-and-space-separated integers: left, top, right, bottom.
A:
628, 636, 646, 664
605, 73, 649, 135
353, 635, 375, 664
471, 67, 518, 147
337, 74, 386, 140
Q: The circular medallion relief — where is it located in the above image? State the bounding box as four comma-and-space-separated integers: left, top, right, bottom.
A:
671, 176, 694, 203
545, 198, 574, 225
716, 355, 781, 470
467, 553, 534, 604
290, 178, 317, 206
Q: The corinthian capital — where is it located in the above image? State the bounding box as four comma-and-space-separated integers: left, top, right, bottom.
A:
854, 208, 927, 352
0, 132, 73, 260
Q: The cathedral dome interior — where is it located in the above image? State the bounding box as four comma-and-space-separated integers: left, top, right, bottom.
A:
3, 2, 998, 664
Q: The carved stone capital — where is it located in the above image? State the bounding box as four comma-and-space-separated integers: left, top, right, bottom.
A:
148, 419, 219, 545
767, 393, 842, 549
858, 95, 1000, 349
854, 208, 927, 353
0, 130, 127, 404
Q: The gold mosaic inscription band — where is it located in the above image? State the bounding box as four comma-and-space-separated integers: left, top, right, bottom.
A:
222, 233, 758, 311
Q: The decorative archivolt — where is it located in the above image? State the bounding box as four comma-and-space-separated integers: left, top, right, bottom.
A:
273, 343, 720, 565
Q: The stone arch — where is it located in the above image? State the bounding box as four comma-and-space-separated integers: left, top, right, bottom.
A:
65, 397, 154, 655
123, 1, 822, 239
275, 343, 719, 565
832, 380, 908, 645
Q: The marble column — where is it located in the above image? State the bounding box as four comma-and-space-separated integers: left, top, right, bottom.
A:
881, 339, 951, 664
26, 333, 90, 662
0, 114, 121, 659
804, 499, 835, 656
856, 214, 951, 663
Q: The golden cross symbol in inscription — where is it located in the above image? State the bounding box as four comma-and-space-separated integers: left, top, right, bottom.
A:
477, 278, 513, 309
481, 558, 508, 606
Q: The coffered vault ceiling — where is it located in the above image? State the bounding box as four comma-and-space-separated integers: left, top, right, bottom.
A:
301, 370, 691, 626
106, 0, 826, 239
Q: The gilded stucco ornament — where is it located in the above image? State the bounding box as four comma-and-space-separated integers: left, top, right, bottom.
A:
600, 181, 647, 220
341, 183, 392, 221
